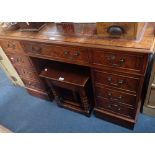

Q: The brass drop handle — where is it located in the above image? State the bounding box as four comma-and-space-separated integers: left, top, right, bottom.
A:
117, 108, 121, 111
73, 51, 80, 56
120, 58, 125, 63
108, 92, 122, 101
107, 55, 125, 67
107, 77, 124, 86
31, 46, 42, 53
64, 51, 69, 55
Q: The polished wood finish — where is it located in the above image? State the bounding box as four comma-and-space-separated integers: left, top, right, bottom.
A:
95, 86, 137, 107
92, 49, 148, 74
7, 54, 34, 69
93, 69, 141, 93
96, 22, 146, 40
0, 39, 24, 54
21, 41, 90, 65
0, 23, 155, 128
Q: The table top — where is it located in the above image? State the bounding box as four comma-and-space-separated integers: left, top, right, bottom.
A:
0, 23, 155, 53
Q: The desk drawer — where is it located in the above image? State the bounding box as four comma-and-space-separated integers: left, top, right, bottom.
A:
93, 70, 140, 93
0, 39, 24, 53
96, 97, 135, 118
7, 54, 33, 69
92, 50, 146, 73
21, 41, 90, 64
95, 86, 137, 107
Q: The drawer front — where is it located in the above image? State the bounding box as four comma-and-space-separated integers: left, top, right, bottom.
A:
93, 70, 140, 93
92, 50, 145, 73
22, 78, 46, 92
21, 41, 90, 64
15, 67, 39, 81
0, 39, 24, 53
95, 86, 137, 107
7, 54, 33, 69
96, 97, 135, 118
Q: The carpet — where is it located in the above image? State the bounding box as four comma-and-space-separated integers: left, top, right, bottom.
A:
0, 68, 155, 133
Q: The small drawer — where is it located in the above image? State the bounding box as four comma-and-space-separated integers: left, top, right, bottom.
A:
0, 39, 24, 53
7, 54, 33, 69
95, 86, 137, 107
15, 67, 39, 81
22, 78, 46, 92
96, 97, 135, 118
93, 70, 140, 93
21, 41, 90, 64
92, 50, 146, 73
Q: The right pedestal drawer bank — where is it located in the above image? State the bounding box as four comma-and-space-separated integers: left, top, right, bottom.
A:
91, 49, 149, 128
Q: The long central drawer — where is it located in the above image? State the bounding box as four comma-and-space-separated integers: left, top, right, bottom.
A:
21, 41, 90, 65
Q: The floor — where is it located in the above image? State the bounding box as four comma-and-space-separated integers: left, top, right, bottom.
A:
0, 124, 12, 133
0, 69, 155, 133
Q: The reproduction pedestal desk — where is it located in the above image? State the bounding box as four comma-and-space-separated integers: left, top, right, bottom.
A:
0, 23, 155, 129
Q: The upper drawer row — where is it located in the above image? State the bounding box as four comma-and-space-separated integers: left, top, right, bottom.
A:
0, 39, 148, 74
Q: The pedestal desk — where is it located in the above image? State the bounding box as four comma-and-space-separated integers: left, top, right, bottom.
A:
0, 23, 154, 129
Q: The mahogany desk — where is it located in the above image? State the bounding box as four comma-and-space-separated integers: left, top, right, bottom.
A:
0, 23, 154, 128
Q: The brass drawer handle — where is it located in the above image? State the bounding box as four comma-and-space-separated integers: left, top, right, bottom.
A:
108, 104, 121, 111
64, 51, 69, 55
117, 108, 121, 111
108, 92, 122, 101
107, 55, 125, 67
107, 77, 124, 86
31, 46, 42, 53
64, 51, 80, 60
73, 51, 80, 57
